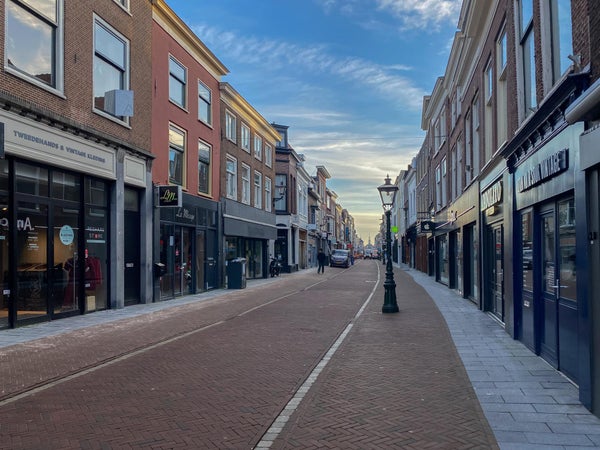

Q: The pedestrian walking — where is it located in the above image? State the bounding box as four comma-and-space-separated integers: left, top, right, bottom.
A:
317, 249, 326, 274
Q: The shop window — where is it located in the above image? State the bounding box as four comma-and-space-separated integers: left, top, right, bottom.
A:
15, 162, 49, 196
52, 170, 80, 201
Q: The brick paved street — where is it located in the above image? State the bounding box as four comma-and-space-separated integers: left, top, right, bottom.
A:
6, 259, 593, 449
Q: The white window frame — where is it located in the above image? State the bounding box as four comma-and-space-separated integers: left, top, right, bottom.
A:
225, 111, 237, 143
169, 55, 187, 108
5, 0, 65, 94
241, 164, 251, 205
226, 156, 237, 200
254, 135, 262, 161
254, 171, 262, 209
265, 177, 272, 212
93, 16, 130, 123
265, 143, 273, 167
435, 165, 442, 211
198, 80, 212, 125
241, 123, 250, 152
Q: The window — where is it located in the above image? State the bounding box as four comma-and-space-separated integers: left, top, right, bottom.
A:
254, 171, 262, 209
441, 157, 447, 207
169, 55, 186, 108
519, 0, 537, 116
254, 135, 262, 160
169, 125, 185, 186
435, 165, 441, 211
497, 28, 508, 147
484, 60, 493, 163
457, 135, 464, 194
472, 95, 480, 177
451, 147, 457, 201
241, 164, 251, 205
548, 0, 573, 83
225, 111, 237, 143
275, 174, 287, 211
114, 0, 129, 9
226, 156, 237, 200
265, 177, 272, 212
6, 0, 63, 91
198, 141, 211, 195
198, 81, 212, 125
241, 124, 250, 152
93, 18, 129, 119
265, 144, 273, 167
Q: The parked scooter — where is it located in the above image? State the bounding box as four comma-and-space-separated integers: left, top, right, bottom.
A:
269, 257, 281, 277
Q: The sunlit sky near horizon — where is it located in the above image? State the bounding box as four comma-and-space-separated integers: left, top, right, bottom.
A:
166, 0, 462, 242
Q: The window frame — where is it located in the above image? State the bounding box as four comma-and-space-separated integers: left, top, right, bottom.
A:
198, 140, 211, 195
5, 0, 65, 94
241, 163, 251, 205
168, 124, 186, 186
265, 176, 272, 212
169, 54, 187, 109
225, 110, 237, 143
253, 171, 262, 209
92, 15, 130, 123
265, 143, 273, 167
254, 134, 263, 161
226, 155, 237, 200
241, 123, 251, 152
198, 80, 212, 125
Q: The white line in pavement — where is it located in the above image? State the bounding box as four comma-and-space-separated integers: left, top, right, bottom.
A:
254, 264, 381, 449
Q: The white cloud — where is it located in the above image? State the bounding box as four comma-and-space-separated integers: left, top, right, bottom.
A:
191, 24, 426, 112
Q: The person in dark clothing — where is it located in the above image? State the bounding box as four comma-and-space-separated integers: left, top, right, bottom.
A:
317, 249, 326, 274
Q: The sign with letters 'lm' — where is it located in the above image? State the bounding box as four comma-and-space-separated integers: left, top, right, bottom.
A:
158, 185, 182, 207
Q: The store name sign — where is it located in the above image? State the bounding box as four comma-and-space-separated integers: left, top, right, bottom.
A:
158, 185, 182, 207
481, 181, 502, 211
517, 149, 568, 193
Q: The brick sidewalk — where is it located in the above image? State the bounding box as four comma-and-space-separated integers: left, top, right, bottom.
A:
270, 266, 499, 449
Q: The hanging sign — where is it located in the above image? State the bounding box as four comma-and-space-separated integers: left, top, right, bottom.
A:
158, 185, 182, 207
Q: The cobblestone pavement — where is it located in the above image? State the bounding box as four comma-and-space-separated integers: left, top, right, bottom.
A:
1, 260, 598, 449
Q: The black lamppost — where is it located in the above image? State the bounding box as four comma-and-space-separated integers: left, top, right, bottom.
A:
377, 175, 399, 313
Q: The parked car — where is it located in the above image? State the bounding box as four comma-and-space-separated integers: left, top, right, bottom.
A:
329, 249, 350, 268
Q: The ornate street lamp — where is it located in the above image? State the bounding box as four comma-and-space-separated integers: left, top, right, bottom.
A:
377, 174, 399, 313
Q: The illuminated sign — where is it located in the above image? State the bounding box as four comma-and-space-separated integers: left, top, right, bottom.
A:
158, 185, 182, 207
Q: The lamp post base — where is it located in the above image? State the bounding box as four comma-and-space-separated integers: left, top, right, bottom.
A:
382, 280, 399, 313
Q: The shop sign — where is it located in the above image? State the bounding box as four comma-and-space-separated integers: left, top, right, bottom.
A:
158, 185, 182, 207
420, 221, 435, 233
517, 149, 568, 193
481, 181, 502, 211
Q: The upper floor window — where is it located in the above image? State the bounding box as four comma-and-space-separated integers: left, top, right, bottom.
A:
275, 174, 287, 211
254, 135, 262, 160
254, 171, 262, 209
93, 17, 129, 121
225, 111, 237, 143
198, 140, 211, 195
241, 164, 251, 205
241, 123, 250, 152
169, 55, 186, 108
198, 81, 212, 125
519, 0, 537, 115
114, 0, 129, 9
435, 164, 442, 211
548, 0, 573, 82
265, 144, 273, 167
6, 0, 64, 91
264, 177, 272, 212
169, 124, 185, 186
226, 156, 237, 200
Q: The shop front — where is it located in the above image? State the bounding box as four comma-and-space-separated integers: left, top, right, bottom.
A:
222, 198, 276, 281
158, 193, 220, 299
0, 109, 152, 329
480, 171, 507, 324
513, 123, 582, 383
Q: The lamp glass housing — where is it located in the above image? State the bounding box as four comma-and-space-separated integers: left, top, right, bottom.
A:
377, 175, 398, 211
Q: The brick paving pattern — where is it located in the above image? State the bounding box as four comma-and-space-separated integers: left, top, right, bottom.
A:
0, 262, 498, 449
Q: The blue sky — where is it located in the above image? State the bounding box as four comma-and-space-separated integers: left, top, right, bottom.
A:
166, 0, 462, 242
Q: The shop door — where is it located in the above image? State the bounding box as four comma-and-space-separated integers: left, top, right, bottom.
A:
124, 189, 140, 305
490, 225, 504, 322
540, 209, 558, 367
205, 230, 217, 289
196, 230, 206, 292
